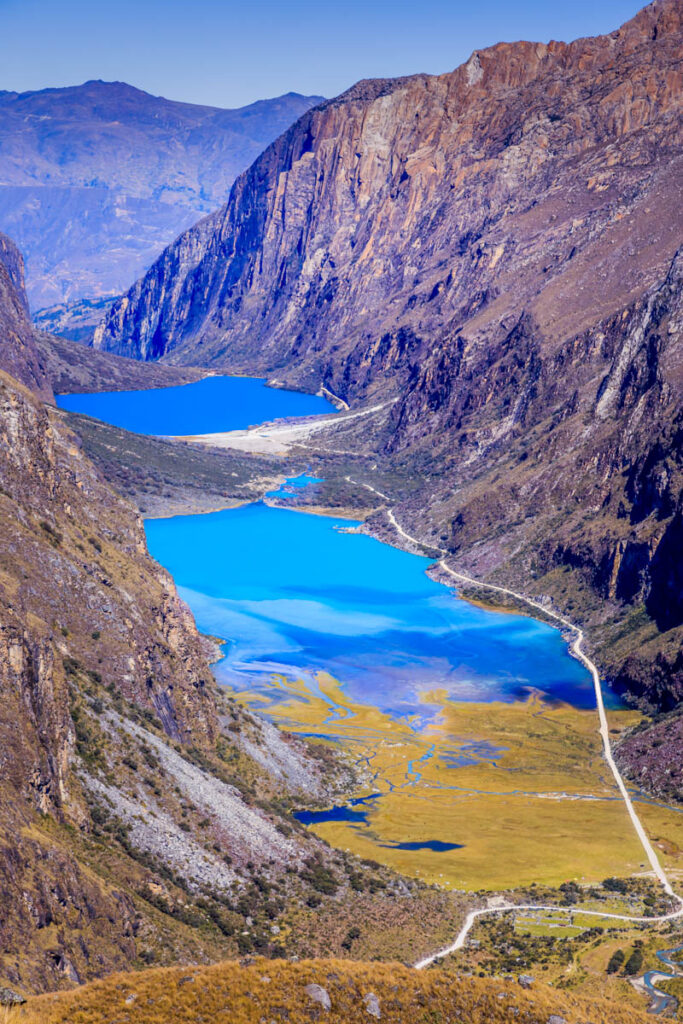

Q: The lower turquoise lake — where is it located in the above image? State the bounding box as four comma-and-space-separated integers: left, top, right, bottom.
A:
62, 374, 599, 721
145, 499, 599, 718
56, 374, 334, 435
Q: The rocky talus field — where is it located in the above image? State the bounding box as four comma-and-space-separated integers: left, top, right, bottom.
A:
96, 0, 682, 782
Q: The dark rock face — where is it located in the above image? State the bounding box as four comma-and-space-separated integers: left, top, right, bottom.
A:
617, 711, 683, 802
647, 513, 683, 631
0, 233, 51, 398
0, 81, 323, 307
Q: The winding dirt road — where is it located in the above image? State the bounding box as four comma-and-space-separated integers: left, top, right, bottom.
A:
341, 485, 683, 966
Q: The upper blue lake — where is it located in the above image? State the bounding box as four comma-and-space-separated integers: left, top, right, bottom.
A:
56, 374, 334, 435
145, 501, 599, 717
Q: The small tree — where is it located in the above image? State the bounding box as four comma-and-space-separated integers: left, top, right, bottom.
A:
606, 948, 625, 974
624, 946, 645, 976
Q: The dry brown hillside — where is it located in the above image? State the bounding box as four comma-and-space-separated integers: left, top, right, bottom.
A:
16, 958, 655, 1024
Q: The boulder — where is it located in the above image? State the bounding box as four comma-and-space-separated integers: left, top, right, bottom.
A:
305, 983, 331, 1011
364, 991, 381, 1018
0, 987, 26, 1006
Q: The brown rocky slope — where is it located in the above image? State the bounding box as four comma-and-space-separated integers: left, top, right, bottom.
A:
94, 4, 682, 734
3, 235, 440, 995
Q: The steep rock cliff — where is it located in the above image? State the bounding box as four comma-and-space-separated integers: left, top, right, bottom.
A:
96, 0, 681, 395
0, 234, 51, 398
0, 370, 217, 743
0, 248, 220, 985
0, 229, 206, 397
388, 249, 682, 710
0, 241, 345, 992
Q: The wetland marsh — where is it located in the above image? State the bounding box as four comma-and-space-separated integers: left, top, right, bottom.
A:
72, 379, 680, 892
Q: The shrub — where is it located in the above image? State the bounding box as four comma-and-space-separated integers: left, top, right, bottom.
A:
40, 520, 63, 546
602, 877, 628, 894
606, 949, 625, 974
623, 945, 644, 976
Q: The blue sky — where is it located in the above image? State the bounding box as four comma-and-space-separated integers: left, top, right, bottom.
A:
0, 0, 644, 109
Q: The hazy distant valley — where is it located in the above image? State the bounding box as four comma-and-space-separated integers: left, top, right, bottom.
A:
0, 82, 322, 309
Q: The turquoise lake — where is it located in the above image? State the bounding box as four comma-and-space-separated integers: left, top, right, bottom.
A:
62, 376, 598, 720
145, 500, 597, 717
56, 374, 334, 435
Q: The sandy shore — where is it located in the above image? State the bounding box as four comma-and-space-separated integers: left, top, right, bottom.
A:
176, 401, 395, 455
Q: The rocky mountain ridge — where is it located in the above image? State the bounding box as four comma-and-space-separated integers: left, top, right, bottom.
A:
94, 0, 682, 379
0, 81, 323, 307
94, 0, 682, 721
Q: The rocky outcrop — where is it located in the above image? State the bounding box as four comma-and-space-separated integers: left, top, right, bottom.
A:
0, 622, 74, 817
0, 368, 217, 743
0, 82, 323, 307
616, 710, 683, 802
0, 234, 51, 398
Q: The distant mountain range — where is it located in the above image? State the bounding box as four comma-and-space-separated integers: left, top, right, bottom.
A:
0, 81, 323, 309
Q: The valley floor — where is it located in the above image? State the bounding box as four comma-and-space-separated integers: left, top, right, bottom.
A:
238, 673, 683, 892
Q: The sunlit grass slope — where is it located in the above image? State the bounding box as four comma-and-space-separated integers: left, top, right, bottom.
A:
16, 958, 654, 1024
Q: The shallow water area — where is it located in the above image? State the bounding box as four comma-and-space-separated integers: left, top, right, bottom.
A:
267, 472, 324, 501
56, 374, 335, 435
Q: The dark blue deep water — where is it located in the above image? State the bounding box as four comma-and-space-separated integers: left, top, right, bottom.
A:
294, 795, 381, 826
380, 840, 463, 852
56, 374, 334, 435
